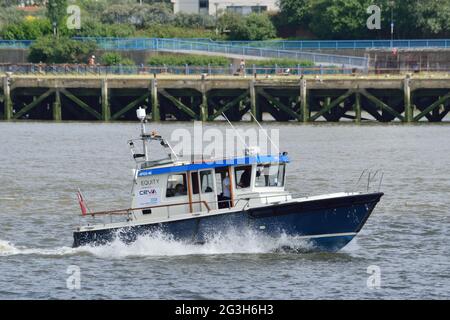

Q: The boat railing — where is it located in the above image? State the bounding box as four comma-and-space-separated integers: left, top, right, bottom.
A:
80, 193, 293, 223
354, 169, 384, 193
80, 200, 211, 218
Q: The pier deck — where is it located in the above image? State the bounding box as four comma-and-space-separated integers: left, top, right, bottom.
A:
1, 73, 450, 122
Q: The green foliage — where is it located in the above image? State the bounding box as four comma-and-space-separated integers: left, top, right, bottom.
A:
147, 54, 230, 66
0, 8, 26, 34
101, 52, 135, 66
219, 12, 276, 41
309, 0, 369, 40
28, 36, 97, 63
135, 25, 221, 39
247, 58, 314, 67
173, 13, 216, 29
47, 0, 68, 27
278, 0, 312, 27
101, 3, 174, 28
1, 18, 52, 40
71, 19, 136, 38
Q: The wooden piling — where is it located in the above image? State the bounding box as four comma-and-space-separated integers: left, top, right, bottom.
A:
53, 90, 61, 121
250, 79, 257, 121
3, 76, 12, 120
354, 91, 362, 123
404, 75, 413, 122
300, 79, 309, 122
101, 79, 110, 121
151, 78, 160, 121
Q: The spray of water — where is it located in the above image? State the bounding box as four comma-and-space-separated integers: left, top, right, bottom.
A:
0, 228, 316, 258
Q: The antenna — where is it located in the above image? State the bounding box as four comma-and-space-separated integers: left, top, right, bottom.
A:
249, 112, 280, 154
222, 112, 249, 149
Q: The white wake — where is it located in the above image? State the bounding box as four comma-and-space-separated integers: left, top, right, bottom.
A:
0, 229, 315, 258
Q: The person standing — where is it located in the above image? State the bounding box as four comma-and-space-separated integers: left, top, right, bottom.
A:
240, 58, 246, 77
222, 174, 231, 208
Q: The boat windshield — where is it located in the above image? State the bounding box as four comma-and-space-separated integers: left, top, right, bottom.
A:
255, 164, 285, 188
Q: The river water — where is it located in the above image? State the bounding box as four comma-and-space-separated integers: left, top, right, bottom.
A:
0, 121, 448, 299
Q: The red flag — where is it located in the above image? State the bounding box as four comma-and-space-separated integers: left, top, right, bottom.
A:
76, 190, 88, 216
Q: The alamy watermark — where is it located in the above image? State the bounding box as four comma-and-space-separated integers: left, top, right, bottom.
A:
66, 5, 81, 30
366, 5, 382, 30
367, 265, 381, 289
66, 265, 81, 290
169, 121, 280, 166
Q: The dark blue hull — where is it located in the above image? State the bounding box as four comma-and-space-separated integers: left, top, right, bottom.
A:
73, 192, 383, 252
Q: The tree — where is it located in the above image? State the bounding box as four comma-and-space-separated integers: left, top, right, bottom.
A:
278, 0, 312, 27
1, 17, 52, 40
28, 36, 97, 63
308, 0, 371, 39
47, 0, 68, 31
101, 3, 174, 28
219, 12, 276, 40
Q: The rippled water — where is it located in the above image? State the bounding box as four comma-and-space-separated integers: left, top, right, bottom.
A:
0, 121, 449, 299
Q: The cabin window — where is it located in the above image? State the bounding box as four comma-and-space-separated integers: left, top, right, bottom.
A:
255, 164, 285, 188
200, 170, 214, 193
166, 174, 187, 197
234, 166, 252, 189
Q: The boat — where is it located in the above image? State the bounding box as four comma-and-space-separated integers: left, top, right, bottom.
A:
73, 108, 383, 252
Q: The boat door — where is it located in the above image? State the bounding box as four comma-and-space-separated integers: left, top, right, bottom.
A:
189, 169, 217, 213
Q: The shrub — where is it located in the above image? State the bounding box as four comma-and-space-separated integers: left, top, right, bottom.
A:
147, 54, 229, 66
101, 52, 135, 66
173, 13, 216, 29
135, 25, 221, 39
101, 3, 174, 29
247, 58, 314, 67
1, 18, 52, 40
28, 36, 97, 63
71, 20, 136, 38
219, 12, 276, 41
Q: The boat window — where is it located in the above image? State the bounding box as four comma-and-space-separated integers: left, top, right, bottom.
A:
191, 172, 199, 195
255, 164, 285, 188
200, 170, 214, 193
166, 174, 187, 197
234, 166, 252, 189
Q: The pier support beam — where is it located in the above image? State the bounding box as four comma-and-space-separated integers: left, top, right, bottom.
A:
151, 78, 160, 121
52, 90, 61, 121
404, 76, 413, 122
354, 91, 362, 123
200, 81, 208, 122
101, 79, 110, 121
300, 79, 309, 122
250, 80, 257, 121
3, 77, 13, 120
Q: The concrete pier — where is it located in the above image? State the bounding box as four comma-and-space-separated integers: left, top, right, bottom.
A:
1, 73, 449, 122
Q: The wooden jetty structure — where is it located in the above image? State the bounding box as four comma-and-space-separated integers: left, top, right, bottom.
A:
1, 73, 450, 122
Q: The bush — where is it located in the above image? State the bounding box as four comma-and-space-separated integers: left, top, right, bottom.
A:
101, 3, 174, 29
101, 52, 135, 66
173, 13, 216, 29
147, 54, 230, 66
71, 20, 136, 38
135, 25, 221, 39
247, 58, 314, 67
28, 36, 97, 63
1, 18, 52, 40
219, 12, 276, 41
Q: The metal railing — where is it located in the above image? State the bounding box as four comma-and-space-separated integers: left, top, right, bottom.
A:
2, 37, 450, 50
0, 37, 369, 68
153, 38, 369, 68
0, 63, 358, 76
208, 39, 450, 50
